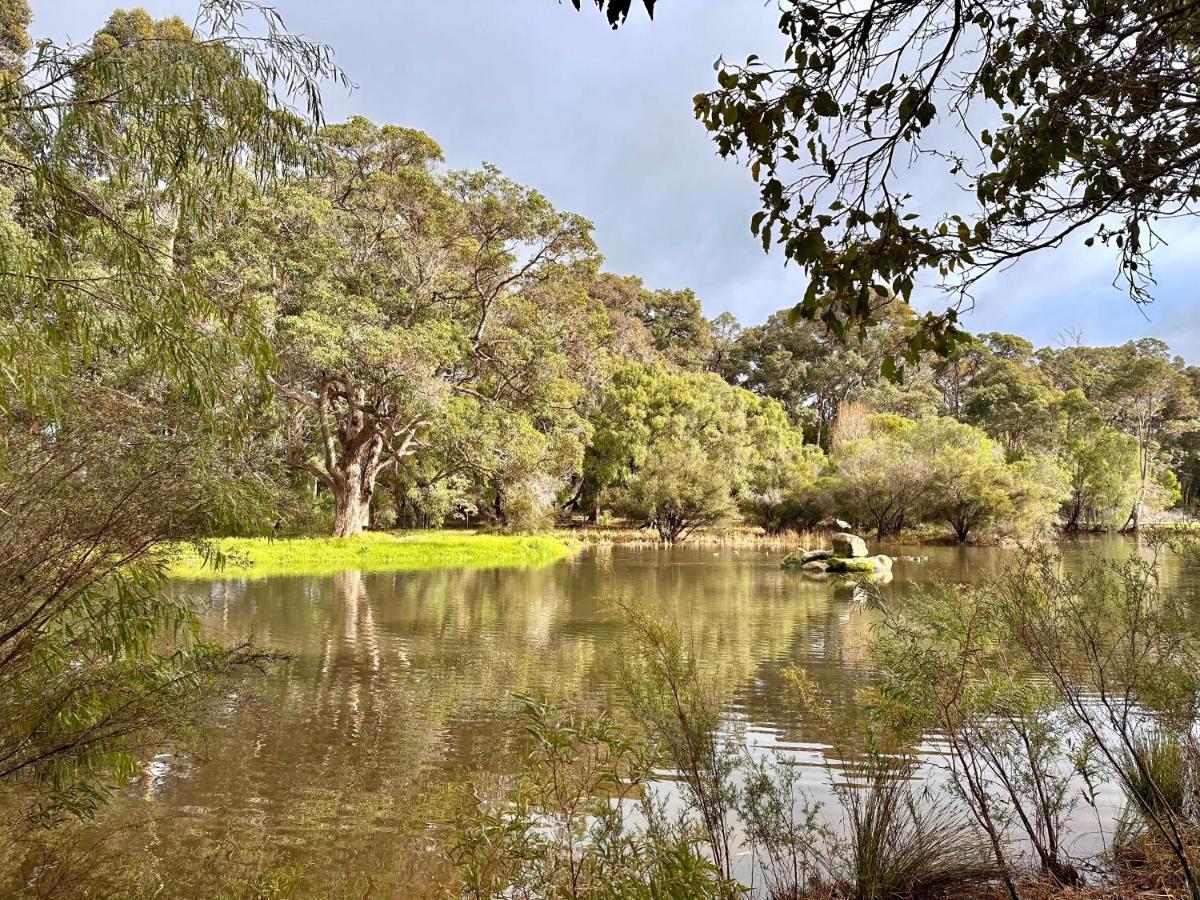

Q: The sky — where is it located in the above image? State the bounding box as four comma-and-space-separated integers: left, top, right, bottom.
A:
33, 0, 1200, 361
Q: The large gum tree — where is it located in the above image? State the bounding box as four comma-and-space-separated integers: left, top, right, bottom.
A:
242, 118, 598, 536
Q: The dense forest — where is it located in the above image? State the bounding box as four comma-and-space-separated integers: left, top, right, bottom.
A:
226, 116, 1199, 544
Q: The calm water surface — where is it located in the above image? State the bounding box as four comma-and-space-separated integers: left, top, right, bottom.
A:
77, 537, 1200, 896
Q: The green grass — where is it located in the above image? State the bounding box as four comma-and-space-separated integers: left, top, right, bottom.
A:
167, 531, 574, 580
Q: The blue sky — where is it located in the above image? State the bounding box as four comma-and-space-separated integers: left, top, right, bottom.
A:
35, 1, 1200, 361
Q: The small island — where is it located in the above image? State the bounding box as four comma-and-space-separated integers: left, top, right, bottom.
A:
782, 532, 894, 576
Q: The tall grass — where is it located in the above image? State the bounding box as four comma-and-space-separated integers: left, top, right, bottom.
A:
168, 531, 573, 579
1115, 729, 1200, 847
833, 758, 1002, 900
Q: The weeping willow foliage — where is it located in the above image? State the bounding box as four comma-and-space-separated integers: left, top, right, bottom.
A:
0, 0, 341, 822
0, 396, 281, 822
0, 0, 344, 415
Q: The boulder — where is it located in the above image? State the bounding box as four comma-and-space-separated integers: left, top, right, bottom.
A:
780, 552, 804, 569
782, 548, 834, 569
831, 532, 869, 558
801, 560, 829, 573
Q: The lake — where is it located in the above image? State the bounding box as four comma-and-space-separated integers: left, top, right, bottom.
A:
52, 537, 1200, 897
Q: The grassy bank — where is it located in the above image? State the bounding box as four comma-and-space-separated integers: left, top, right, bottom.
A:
168, 531, 574, 580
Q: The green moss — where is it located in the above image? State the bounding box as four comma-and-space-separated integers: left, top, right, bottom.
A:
167, 531, 574, 580
826, 554, 893, 574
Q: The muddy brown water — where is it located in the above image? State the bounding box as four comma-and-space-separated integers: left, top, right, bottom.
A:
34, 536, 1200, 897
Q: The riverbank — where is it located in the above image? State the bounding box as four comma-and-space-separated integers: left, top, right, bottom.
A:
555, 524, 830, 548
167, 531, 575, 579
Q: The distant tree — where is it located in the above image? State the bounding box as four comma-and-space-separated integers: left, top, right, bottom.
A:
918, 417, 1064, 542
741, 433, 826, 533
827, 415, 931, 540
587, 273, 661, 365
960, 334, 1059, 458
617, 445, 737, 542
587, 362, 796, 538
1178, 367, 1200, 509
1056, 392, 1141, 532
731, 302, 936, 447
586, 273, 712, 370
1103, 341, 1198, 529
705, 311, 743, 380
642, 287, 713, 370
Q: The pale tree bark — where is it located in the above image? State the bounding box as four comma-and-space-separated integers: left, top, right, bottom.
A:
273, 376, 426, 538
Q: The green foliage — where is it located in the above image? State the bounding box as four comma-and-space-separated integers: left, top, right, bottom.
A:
616, 445, 739, 543
730, 302, 939, 447
618, 603, 742, 889
1116, 730, 1200, 844
741, 433, 827, 534
1058, 391, 1142, 530
0, 0, 338, 826
826, 415, 929, 540
0, 0, 342, 416
448, 693, 727, 899
693, 0, 1200, 364
868, 577, 1081, 886
919, 415, 1065, 542
589, 363, 804, 541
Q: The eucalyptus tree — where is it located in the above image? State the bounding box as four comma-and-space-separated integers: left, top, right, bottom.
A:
587, 272, 713, 371
247, 117, 601, 535
0, 1, 337, 820
917, 416, 1065, 542
959, 334, 1060, 458
1041, 340, 1197, 528
571, 0, 1200, 369
730, 302, 936, 447
1103, 341, 1197, 528
827, 415, 931, 540
1056, 391, 1141, 531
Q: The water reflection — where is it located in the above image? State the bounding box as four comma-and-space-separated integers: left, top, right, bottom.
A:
27, 537, 1200, 897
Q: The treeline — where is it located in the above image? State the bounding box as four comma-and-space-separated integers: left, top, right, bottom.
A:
220, 117, 1200, 542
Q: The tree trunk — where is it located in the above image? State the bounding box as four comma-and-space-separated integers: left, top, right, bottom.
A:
330, 436, 385, 538
1064, 499, 1082, 533
332, 479, 371, 537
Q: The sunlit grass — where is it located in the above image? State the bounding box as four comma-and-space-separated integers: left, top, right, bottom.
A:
167, 531, 574, 580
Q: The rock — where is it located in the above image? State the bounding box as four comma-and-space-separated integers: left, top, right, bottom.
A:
825, 554, 893, 575
782, 548, 834, 569
784, 546, 891, 577
831, 532, 869, 558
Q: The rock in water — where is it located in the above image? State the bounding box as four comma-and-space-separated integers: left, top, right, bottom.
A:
831, 532, 869, 558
